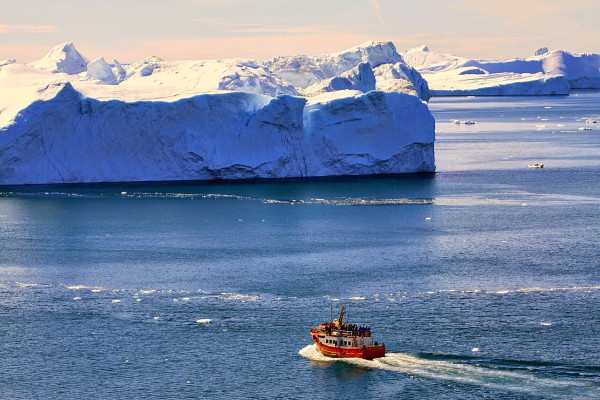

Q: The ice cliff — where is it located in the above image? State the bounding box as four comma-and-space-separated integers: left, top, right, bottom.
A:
0, 82, 434, 185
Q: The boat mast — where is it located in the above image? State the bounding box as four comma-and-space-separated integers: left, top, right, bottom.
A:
338, 305, 346, 325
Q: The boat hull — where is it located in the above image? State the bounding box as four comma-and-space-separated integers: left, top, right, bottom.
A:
310, 331, 385, 360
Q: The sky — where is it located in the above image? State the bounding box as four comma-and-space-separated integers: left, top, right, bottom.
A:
1, 0, 599, 63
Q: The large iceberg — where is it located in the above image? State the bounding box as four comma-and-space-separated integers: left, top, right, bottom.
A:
400, 45, 600, 96
0, 42, 435, 185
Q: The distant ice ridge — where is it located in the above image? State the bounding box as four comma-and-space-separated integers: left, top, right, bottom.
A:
400, 45, 600, 96
267, 41, 430, 101
12, 41, 428, 100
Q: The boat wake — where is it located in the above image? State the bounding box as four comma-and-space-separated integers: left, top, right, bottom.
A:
299, 345, 599, 397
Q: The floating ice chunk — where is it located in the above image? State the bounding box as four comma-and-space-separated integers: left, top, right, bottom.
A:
540, 322, 552, 326
73, 297, 82, 300
578, 127, 592, 131
425, 217, 431, 220
349, 296, 366, 300
471, 347, 480, 352
111, 299, 121, 303
451, 119, 476, 125
196, 319, 212, 324
153, 316, 159, 320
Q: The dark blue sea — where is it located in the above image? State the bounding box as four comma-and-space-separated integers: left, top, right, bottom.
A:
1, 91, 599, 399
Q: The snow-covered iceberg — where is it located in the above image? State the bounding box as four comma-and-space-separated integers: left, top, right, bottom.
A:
400, 45, 600, 96
0, 42, 435, 185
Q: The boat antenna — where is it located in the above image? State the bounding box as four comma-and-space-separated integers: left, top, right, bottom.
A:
330, 303, 333, 322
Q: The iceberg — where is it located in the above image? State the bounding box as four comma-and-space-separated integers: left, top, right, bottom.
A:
0, 42, 435, 185
400, 45, 600, 95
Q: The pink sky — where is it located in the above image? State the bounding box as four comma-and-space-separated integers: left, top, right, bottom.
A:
1, 0, 599, 62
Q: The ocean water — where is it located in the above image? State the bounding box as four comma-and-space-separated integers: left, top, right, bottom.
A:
1, 91, 599, 399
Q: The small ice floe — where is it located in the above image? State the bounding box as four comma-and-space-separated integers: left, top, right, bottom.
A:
73, 297, 82, 301
451, 119, 476, 125
535, 124, 546, 129
528, 163, 544, 168
540, 322, 552, 326
349, 296, 366, 300
153, 316, 160, 320
578, 127, 592, 131
111, 299, 121, 303
544, 106, 552, 109
181, 297, 190, 301
121, 191, 127, 195
425, 217, 431, 220
471, 347, 480, 352
585, 118, 597, 124
195, 318, 211, 324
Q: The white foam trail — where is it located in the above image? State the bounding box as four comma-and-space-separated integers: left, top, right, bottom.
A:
299, 345, 592, 396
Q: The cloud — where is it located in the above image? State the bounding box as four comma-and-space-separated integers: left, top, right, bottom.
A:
367, 0, 389, 31
0, 24, 57, 34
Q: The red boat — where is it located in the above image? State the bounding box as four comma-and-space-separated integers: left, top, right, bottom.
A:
310, 305, 385, 360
